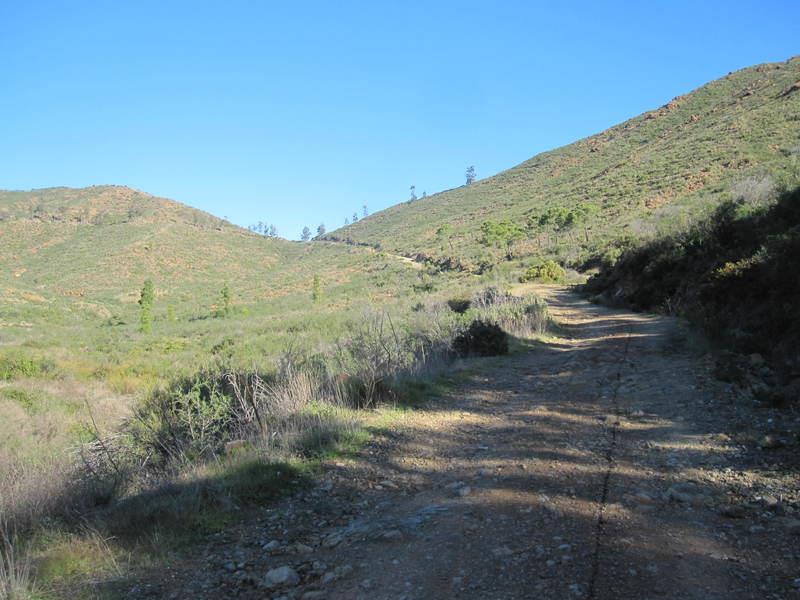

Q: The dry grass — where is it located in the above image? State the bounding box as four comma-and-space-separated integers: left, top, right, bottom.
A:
0, 515, 34, 600
0, 459, 75, 535
0, 378, 131, 466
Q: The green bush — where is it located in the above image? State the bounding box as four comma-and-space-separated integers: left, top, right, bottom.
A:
479, 220, 525, 248
531, 203, 596, 230
133, 372, 235, 463
215, 282, 232, 317
519, 260, 566, 283
465, 289, 550, 337
0, 352, 55, 380
138, 279, 155, 333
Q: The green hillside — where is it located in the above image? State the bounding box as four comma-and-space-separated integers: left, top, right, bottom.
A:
328, 57, 800, 272
0, 186, 444, 388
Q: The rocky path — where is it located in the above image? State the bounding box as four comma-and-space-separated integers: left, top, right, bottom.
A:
124, 287, 800, 599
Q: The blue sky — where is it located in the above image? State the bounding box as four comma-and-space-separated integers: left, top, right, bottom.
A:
1, 1, 798, 238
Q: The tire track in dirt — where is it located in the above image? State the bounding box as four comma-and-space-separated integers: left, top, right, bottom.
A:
587, 324, 632, 599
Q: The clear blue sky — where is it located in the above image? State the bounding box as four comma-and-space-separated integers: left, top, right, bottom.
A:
1, 1, 798, 238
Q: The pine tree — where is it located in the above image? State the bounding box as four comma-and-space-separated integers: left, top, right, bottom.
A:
465, 165, 476, 185
301, 226, 312, 241
317, 223, 326, 237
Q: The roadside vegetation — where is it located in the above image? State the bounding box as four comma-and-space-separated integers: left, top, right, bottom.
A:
0, 273, 550, 597
585, 182, 800, 403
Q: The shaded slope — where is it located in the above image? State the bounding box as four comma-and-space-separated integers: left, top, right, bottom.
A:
585, 185, 800, 390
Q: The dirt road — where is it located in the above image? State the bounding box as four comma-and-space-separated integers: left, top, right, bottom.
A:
127, 287, 800, 599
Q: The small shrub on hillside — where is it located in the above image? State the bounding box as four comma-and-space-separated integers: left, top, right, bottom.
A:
530, 203, 596, 231
412, 274, 435, 293
730, 176, 776, 207
453, 320, 509, 357
519, 260, 566, 283
407, 304, 464, 361
0, 352, 55, 381
132, 372, 235, 463
214, 282, 231, 318
331, 313, 415, 407
479, 220, 525, 249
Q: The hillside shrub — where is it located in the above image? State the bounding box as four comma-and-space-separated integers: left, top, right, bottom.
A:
479, 221, 525, 248
519, 260, 566, 283
453, 320, 508, 357
132, 372, 235, 463
530, 203, 596, 230
456, 287, 551, 338
479, 296, 549, 337
0, 352, 55, 381
215, 282, 231, 317
138, 279, 155, 333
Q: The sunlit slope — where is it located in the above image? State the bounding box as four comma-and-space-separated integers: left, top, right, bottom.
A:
330, 57, 800, 269
0, 186, 422, 326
